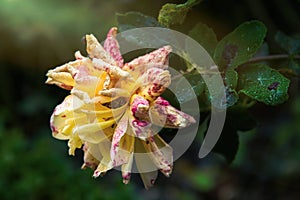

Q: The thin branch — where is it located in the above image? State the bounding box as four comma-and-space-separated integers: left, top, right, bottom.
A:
171, 54, 300, 80
245, 54, 300, 64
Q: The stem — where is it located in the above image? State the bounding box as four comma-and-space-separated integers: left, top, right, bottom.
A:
184, 0, 203, 7
245, 54, 300, 64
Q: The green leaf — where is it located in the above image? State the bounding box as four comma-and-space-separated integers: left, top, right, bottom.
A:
224, 69, 238, 89
238, 64, 290, 105
188, 22, 218, 56
202, 72, 238, 108
158, 0, 201, 27
275, 31, 300, 55
174, 73, 205, 104
116, 11, 161, 32
214, 20, 267, 70
205, 74, 238, 109
223, 69, 239, 107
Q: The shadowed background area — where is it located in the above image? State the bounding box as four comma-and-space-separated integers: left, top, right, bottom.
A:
0, 0, 299, 199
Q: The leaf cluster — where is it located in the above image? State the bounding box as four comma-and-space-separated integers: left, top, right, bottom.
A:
115, 1, 298, 162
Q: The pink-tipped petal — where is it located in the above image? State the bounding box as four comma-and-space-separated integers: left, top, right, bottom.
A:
138, 68, 171, 102
50, 95, 84, 139
45, 64, 75, 90
139, 171, 158, 190
104, 27, 124, 67
112, 136, 135, 167
121, 152, 134, 184
150, 97, 196, 128
93, 138, 113, 177
82, 143, 99, 170
128, 116, 151, 140
134, 148, 159, 189
128, 95, 151, 140
124, 45, 172, 74
75, 51, 85, 60
110, 112, 129, 164
142, 135, 173, 177
93, 58, 129, 79
130, 94, 149, 120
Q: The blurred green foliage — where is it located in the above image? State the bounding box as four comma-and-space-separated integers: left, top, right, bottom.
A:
0, 109, 140, 200
0, 0, 117, 69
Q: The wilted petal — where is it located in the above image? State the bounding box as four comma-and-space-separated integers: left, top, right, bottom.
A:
113, 133, 135, 167
92, 58, 130, 79
46, 58, 103, 90
66, 58, 102, 78
71, 70, 107, 99
124, 45, 172, 75
138, 68, 171, 102
129, 116, 151, 140
76, 125, 114, 144
142, 134, 173, 177
74, 50, 85, 60
68, 133, 82, 156
129, 95, 151, 140
72, 76, 99, 98
99, 88, 130, 98
150, 97, 196, 128
140, 171, 158, 190
50, 95, 85, 139
72, 89, 115, 104
74, 118, 118, 139
85, 133, 116, 161
104, 27, 124, 67
45, 65, 75, 90
82, 143, 100, 170
135, 140, 159, 189
85, 34, 116, 65
130, 94, 149, 120
93, 138, 113, 177
110, 112, 128, 163
81, 102, 127, 120
121, 152, 134, 184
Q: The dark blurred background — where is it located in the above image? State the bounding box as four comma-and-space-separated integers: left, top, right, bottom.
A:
0, 0, 299, 199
